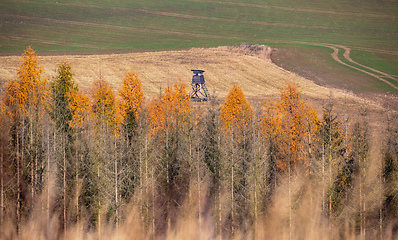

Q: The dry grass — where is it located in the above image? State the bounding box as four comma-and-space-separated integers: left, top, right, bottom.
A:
2, 45, 392, 141
0, 47, 366, 102
1, 45, 391, 134
2, 163, 396, 240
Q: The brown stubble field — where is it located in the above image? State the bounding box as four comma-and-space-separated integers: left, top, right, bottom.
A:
0, 47, 375, 101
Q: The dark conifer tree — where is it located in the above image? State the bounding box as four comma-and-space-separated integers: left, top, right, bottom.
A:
50, 61, 78, 231
382, 112, 398, 233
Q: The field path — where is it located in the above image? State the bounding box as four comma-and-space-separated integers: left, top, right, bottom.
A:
318, 43, 398, 90
269, 39, 398, 90
340, 46, 397, 82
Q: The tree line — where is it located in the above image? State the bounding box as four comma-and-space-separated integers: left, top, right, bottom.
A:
0, 47, 397, 239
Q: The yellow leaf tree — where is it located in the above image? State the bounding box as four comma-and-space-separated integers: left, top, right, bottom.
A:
148, 82, 191, 137
4, 46, 48, 118
262, 82, 319, 173
18, 46, 48, 114
66, 88, 91, 128
91, 79, 117, 131
277, 82, 307, 170
147, 81, 192, 229
220, 84, 253, 133
2, 46, 49, 228
118, 71, 144, 139
220, 84, 253, 233
4, 79, 23, 119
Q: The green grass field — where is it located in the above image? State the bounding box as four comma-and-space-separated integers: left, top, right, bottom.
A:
1, 0, 397, 94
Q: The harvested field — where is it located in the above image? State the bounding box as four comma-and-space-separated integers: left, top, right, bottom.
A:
0, 46, 394, 128
0, 47, 368, 101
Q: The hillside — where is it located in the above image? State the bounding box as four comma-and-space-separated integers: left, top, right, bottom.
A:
1, 0, 397, 98
2, 46, 395, 139
0, 46, 384, 108
2, 46, 395, 144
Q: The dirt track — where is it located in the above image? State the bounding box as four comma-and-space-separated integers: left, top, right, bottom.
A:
341, 46, 397, 81
268, 40, 398, 91
318, 44, 398, 90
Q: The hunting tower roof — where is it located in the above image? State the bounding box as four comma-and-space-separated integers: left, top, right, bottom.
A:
191, 70, 205, 73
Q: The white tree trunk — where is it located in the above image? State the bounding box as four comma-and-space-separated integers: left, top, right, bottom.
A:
1, 147, 3, 234
17, 127, 22, 234
46, 123, 50, 238
289, 157, 292, 240
152, 166, 155, 236
114, 126, 119, 232
63, 136, 67, 234
322, 142, 325, 212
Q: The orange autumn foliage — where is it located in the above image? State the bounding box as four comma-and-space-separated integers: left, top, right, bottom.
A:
148, 82, 191, 136
91, 80, 117, 129
118, 71, 144, 122
278, 82, 307, 167
262, 99, 282, 137
262, 82, 319, 172
4, 79, 23, 116
4, 46, 48, 118
66, 89, 91, 128
220, 84, 253, 133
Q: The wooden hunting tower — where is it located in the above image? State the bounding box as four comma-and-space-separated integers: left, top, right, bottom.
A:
190, 70, 210, 101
